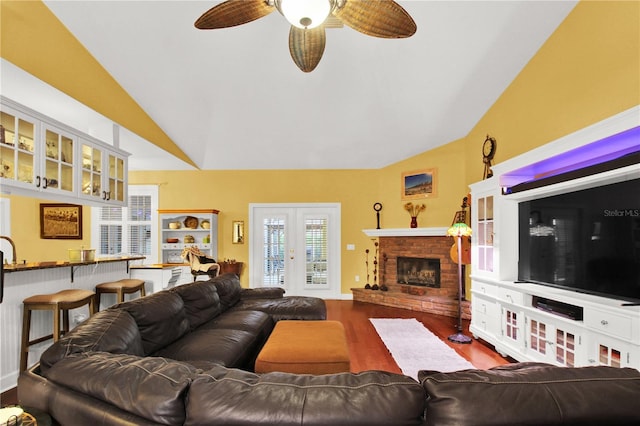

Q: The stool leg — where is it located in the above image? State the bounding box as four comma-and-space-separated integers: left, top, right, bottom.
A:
20, 307, 32, 371
117, 288, 124, 304
54, 306, 62, 342
96, 291, 102, 312
139, 285, 146, 298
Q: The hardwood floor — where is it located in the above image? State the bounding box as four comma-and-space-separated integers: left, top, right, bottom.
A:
0, 300, 510, 407
327, 300, 510, 373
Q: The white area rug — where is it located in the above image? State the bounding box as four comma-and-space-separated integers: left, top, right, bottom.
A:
370, 318, 475, 380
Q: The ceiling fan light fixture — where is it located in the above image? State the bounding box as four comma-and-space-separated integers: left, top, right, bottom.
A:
275, 0, 334, 29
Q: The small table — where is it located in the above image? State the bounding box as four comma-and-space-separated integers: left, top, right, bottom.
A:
255, 320, 351, 375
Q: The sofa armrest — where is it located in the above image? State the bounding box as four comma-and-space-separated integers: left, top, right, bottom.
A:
44, 352, 198, 426
241, 287, 285, 299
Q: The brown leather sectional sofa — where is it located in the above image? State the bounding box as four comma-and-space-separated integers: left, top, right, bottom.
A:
18, 273, 640, 425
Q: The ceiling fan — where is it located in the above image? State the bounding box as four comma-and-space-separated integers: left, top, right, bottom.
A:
195, 0, 417, 72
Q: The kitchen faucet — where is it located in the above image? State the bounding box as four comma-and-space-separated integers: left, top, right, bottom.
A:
0, 235, 17, 265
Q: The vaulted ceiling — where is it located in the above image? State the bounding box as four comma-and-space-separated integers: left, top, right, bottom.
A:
1, 1, 577, 171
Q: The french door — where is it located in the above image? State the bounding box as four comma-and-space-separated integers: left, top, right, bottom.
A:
249, 203, 341, 298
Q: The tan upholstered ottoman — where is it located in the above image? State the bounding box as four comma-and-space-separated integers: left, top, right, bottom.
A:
255, 320, 351, 375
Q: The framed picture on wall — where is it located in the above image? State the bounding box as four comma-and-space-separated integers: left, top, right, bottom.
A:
401, 169, 437, 200
40, 203, 83, 239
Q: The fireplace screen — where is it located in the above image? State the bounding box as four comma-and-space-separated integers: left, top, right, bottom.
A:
397, 256, 441, 287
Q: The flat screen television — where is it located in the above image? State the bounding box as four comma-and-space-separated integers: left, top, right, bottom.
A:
518, 177, 640, 303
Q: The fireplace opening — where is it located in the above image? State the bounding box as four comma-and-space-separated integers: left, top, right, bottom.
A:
397, 256, 441, 287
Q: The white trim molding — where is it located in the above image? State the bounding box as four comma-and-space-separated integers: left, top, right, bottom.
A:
362, 227, 449, 238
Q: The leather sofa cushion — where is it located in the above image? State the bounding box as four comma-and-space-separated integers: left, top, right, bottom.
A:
171, 280, 222, 330
419, 362, 640, 426
197, 310, 274, 341
154, 328, 260, 369
212, 273, 242, 311
46, 352, 197, 425
117, 291, 190, 355
39, 308, 143, 374
241, 286, 286, 299
185, 366, 426, 426
231, 296, 327, 321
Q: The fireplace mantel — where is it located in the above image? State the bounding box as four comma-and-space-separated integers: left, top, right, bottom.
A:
362, 227, 449, 237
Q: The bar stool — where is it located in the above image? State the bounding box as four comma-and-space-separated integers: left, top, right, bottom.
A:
95, 278, 146, 310
21, 289, 96, 371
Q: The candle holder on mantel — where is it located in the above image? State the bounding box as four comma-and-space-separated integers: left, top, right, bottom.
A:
404, 202, 426, 228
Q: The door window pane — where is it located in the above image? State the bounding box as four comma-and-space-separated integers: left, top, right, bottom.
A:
305, 218, 327, 286
263, 218, 285, 286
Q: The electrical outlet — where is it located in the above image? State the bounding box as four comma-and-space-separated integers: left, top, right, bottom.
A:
355, 275, 360, 282
346, 244, 355, 251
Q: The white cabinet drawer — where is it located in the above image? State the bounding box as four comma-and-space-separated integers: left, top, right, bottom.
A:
585, 309, 633, 341
471, 313, 499, 334
472, 296, 499, 318
472, 282, 498, 297
497, 287, 524, 305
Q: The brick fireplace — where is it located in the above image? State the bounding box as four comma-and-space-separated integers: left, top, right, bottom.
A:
352, 228, 471, 319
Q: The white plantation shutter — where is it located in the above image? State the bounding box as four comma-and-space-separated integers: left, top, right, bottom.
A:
128, 195, 153, 256
263, 217, 285, 286
92, 185, 158, 263
305, 217, 327, 286
99, 206, 123, 256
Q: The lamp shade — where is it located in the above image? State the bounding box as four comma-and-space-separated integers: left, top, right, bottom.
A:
277, 0, 332, 29
447, 222, 473, 237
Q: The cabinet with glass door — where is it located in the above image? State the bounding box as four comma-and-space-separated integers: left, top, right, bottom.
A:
41, 122, 76, 196
1, 97, 129, 205
470, 179, 499, 278
79, 138, 128, 206
1, 105, 76, 197
1, 104, 39, 191
525, 312, 583, 367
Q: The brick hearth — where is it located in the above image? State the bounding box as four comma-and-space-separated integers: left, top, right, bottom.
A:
352, 232, 470, 319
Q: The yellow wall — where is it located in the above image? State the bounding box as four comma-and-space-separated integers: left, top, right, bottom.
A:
1, 194, 92, 263
461, 0, 640, 177
129, 169, 382, 289
0, 0, 194, 167
2, 1, 639, 295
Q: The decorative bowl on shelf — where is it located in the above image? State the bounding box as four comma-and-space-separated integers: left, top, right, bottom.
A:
166, 238, 179, 243
184, 216, 199, 229
201, 220, 210, 229
184, 235, 195, 243
169, 221, 181, 229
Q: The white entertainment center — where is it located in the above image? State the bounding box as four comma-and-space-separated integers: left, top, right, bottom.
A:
469, 106, 640, 369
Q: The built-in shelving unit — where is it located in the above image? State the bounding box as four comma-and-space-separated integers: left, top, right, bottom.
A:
159, 209, 219, 264
469, 106, 640, 369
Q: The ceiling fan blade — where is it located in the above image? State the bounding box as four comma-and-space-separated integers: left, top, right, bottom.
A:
334, 0, 416, 38
289, 26, 326, 73
195, 0, 274, 29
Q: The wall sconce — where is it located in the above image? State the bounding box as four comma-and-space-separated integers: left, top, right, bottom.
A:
232, 221, 244, 244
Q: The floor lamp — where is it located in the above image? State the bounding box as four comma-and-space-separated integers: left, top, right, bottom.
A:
447, 222, 472, 344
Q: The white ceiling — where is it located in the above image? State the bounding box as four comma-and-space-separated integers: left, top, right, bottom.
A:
8, 1, 578, 171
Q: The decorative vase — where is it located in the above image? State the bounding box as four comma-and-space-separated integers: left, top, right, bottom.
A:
410, 216, 418, 228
